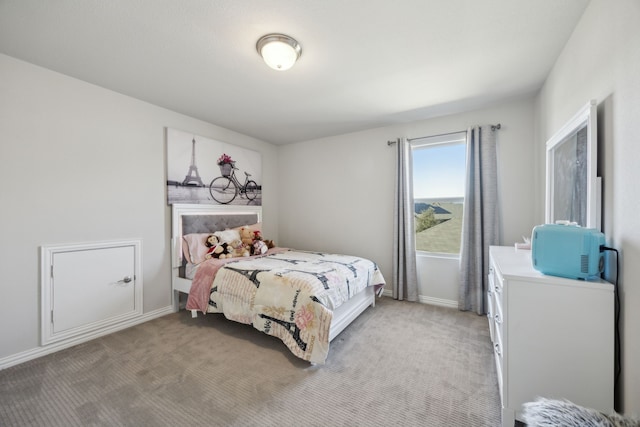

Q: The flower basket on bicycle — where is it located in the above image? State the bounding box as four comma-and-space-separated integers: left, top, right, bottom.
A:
219, 161, 235, 177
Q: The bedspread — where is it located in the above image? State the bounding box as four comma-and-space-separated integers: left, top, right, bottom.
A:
186, 249, 385, 364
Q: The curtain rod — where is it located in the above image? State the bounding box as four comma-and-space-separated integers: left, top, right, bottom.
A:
387, 123, 501, 145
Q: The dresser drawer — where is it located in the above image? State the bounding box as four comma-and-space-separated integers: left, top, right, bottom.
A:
493, 297, 503, 341
493, 322, 504, 404
487, 283, 495, 343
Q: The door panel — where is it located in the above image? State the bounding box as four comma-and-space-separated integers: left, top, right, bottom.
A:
52, 245, 136, 333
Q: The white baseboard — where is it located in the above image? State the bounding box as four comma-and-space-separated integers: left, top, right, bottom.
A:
381, 289, 458, 309
0, 305, 174, 371
418, 295, 458, 309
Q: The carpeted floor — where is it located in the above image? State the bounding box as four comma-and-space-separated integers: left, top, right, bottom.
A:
0, 297, 501, 426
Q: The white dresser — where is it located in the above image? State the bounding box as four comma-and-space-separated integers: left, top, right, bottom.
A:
488, 246, 614, 427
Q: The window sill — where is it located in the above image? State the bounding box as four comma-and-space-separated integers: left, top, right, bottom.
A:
416, 251, 460, 260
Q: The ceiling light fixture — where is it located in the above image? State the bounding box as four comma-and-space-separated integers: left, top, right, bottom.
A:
256, 33, 302, 71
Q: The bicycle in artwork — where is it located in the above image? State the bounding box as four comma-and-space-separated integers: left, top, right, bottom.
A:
209, 154, 258, 204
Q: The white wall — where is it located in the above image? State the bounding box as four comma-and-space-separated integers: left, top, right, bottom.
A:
277, 96, 537, 303
0, 54, 279, 360
535, 0, 640, 413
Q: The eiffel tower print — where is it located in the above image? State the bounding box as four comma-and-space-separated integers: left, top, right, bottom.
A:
182, 138, 204, 186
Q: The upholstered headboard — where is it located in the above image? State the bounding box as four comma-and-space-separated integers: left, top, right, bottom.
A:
182, 212, 259, 235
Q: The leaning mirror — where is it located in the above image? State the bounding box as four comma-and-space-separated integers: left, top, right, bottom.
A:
545, 99, 599, 229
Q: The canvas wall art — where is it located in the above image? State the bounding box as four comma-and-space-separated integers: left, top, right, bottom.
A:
166, 128, 262, 205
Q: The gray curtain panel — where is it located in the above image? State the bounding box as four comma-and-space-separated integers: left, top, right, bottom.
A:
392, 137, 418, 301
459, 126, 499, 314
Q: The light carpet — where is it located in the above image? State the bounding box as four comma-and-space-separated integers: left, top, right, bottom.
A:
0, 297, 501, 426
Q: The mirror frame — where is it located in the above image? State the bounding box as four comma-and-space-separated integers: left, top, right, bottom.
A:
545, 99, 599, 229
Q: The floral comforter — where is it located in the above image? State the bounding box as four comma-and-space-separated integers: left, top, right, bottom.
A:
186, 249, 386, 364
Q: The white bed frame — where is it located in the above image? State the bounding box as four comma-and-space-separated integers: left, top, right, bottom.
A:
171, 203, 375, 343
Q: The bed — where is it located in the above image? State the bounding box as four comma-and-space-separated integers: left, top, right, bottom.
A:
171, 203, 386, 364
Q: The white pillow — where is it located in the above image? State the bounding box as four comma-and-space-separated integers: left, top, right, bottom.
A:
214, 229, 241, 244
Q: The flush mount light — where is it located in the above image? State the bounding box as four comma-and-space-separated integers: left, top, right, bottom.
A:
256, 33, 302, 71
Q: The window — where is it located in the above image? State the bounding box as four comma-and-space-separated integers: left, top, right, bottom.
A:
411, 132, 467, 255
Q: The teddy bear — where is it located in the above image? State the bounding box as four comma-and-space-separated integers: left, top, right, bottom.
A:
239, 226, 255, 246
204, 234, 228, 259
263, 239, 275, 249
226, 239, 250, 258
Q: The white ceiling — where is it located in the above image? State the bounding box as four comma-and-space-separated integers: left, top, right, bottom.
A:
0, 0, 589, 145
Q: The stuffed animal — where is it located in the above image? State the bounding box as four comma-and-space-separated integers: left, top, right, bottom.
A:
264, 239, 275, 249
226, 239, 250, 258
204, 234, 228, 259
239, 226, 254, 246
252, 239, 268, 256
